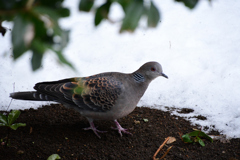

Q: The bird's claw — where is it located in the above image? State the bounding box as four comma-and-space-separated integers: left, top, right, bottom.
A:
113, 120, 133, 137
111, 126, 133, 137
83, 122, 107, 139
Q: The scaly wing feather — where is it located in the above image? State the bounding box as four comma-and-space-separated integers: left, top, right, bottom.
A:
34, 74, 123, 112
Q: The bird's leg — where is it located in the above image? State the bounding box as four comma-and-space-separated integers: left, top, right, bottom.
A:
111, 119, 133, 137
83, 118, 107, 139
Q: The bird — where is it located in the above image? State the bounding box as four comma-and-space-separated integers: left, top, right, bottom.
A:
10, 61, 168, 138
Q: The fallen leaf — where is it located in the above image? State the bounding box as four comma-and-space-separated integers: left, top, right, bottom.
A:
17, 150, 24, 154
166, 137, 176, 144
134, 120, 140, 124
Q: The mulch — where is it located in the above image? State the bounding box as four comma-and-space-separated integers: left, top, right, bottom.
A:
0, 104, 239, 160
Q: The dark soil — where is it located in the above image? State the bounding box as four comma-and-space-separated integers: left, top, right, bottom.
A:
0, 104, 239, 160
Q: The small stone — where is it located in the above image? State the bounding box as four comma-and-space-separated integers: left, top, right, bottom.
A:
143, 118, 148, 122
17, 150, 24, 154
134, 120, 140, 124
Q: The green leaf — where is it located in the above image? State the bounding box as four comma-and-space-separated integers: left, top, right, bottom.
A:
0, 0, 28, 10
79, 0, 94, 12
57, 8, 70, 17
0, 22, 7, 36
31, 39, 46, 70
54, 50, 75, 70
33, 6, 61, 35
12, 15, 31, 59
147, 1, 160, 28
94, 1, 112, 26
8, 110, 21, 125
33, 6, 68, 38
27, 10, 47, 39
117, 0, 132, 12
47, 154, 61, 160
0, 113, 8, 124
0, 123, 7, 127
31, 51, 44, 71
31, 39, 46, 53
10, 123, 26, 130
188, 130, 213, 142
188, 130, 201, 136
120, 0, 145, 33
58, 30, 70, 50
34, 6, 60, 22
182, 134, 193, 143
175, 0, 199, 9
196, 136, 205, 146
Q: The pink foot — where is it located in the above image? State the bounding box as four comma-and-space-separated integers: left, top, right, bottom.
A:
83, 120, 107, 139
111, 119, 133, 137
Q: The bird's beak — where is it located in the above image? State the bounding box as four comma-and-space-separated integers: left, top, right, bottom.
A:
161, 73, 168, 79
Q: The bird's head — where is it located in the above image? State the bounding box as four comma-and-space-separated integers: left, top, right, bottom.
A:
137, 61, 168, 81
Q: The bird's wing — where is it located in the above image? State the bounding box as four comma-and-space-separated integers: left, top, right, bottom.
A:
34, 75, 123, 112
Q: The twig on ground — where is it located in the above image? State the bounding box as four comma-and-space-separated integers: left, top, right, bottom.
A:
174, 122, 183, 141
153, 137, 170, 160
160, 146, 173, 159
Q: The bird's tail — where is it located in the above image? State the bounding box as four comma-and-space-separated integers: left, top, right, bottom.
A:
10, 91, 56, 101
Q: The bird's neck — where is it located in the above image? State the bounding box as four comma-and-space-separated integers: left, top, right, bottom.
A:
132, 72, 145, 83
130, 72, 150, 99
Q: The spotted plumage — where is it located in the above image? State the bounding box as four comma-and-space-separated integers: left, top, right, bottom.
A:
10, 62, 168, 138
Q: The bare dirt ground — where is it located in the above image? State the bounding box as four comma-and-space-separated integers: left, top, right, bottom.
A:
0, 104, 239, 160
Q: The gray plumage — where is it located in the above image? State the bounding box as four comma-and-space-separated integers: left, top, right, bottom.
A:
10, 61, 168, 138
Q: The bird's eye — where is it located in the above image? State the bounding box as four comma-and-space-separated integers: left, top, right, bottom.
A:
151, 67, 156, 71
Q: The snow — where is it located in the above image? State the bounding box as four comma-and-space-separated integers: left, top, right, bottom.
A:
0, 0, 240, 138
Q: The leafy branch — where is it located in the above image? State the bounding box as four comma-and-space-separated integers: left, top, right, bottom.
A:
181, 130, 213, 146
0, 110, 26, 147
0, 0, 200, 71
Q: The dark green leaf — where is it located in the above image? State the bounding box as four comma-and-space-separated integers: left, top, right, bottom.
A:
36, 0, 65, 8
94, 1, 112, 26
0, 0, 28, 10
58, 30, 70, 50
33, 7, 70, 40
120, 0, 145, 33
0, 22, 7, 36
33, 6, 61, 35
57, 8, 70, 17
188, 130, 213, 142
8, 110, 21, 125
12, 15, 31, 59
26, 11, 47, 39
0, 123, 7, 127
0, 113, 8, 124
47, 154, 61, 160
31, 39, 46, 71
31, 51, 44, 71
79, 0, 94, 12
31, 39, 46, 53
175, 0, 199, 9
188, 130, 201, 136
34, 6, 61, 21
54, 50, 75, 70
182, 134, 193, 143
117, 0, 132, 12
10, 123, 26, 130
147, 1, 160, 28
197, 136, 205, 146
